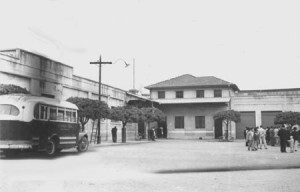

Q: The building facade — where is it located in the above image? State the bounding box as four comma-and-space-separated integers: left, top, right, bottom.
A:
0, 48, 148, 142
146, 74, 300, 139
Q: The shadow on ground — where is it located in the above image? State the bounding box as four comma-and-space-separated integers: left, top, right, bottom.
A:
155, 165, 300, 174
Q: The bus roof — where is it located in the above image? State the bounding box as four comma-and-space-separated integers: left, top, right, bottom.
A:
0, 94, 78, 110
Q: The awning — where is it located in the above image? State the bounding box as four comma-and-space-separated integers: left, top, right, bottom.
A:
153, 97, 231, 104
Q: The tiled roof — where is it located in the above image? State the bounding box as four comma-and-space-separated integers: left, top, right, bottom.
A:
145, 74, 239, 90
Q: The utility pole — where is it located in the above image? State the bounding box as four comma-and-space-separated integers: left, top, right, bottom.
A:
90, 55, 112, 144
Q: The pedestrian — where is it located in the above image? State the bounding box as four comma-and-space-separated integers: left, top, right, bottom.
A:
269, 127, 276, 146
291, 127, 299, 152
286, 126, 291, 147
274, 127, 279, 146
278, 125, 288, 152
244, 127, 248, 147
246, 128, 254, 151
152, 128, 156, 141
253, 127, 259, 150
288, 135, 294, 153
258, 125, 268, 149
160, 127, 164, 138
266, 127, 270, 145
111, 126, 117, 143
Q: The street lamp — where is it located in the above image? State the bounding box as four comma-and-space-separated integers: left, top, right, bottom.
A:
90, 56, 130, 144
90, 55, 112, 144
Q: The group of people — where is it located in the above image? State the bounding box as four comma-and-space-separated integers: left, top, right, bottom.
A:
245, 125, 300, 153
111, 126, 165, 143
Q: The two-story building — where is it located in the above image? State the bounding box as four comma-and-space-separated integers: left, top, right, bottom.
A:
146, 74, 300, 139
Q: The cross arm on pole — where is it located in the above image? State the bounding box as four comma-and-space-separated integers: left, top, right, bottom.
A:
90, 61, 112, 65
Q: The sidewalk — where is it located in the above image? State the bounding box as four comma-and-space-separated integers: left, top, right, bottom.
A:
88, 139, 151, 148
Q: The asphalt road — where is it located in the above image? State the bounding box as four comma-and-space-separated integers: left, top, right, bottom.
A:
1, 139, 300, 192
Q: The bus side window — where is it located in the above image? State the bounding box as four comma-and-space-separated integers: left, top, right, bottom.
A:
72, 111, 77, 123
66, 111, 72, 122
57, 108, 65, 121
40, 105, 48, 120
34, 105, 39, 119
49, 108, 57, 120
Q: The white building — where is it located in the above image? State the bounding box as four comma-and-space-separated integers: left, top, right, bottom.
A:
0, 48, 149, 142
146, 74, 300, 139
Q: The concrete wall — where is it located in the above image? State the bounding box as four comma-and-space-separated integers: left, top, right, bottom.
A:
232, 92, 300, 127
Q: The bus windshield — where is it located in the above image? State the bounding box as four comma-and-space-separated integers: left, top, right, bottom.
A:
0, 104, 20, 116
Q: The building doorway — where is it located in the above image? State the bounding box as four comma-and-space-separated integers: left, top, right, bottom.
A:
138, 121, 146, 139
214, 119, 223, 139
236, 111, 256, 139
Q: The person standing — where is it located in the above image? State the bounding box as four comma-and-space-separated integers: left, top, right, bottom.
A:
291, 127, 299, 152
269, 127, 276, 146
274, 127, 279, 146
266, 127, 270, 145
246, 128, 254, 151
111, 126, 117, 143
288, 135, 294, 153
244, 127, 248, 147
278, 126, 288, 152
258, 125, 268, 149
253, 127, 259, 150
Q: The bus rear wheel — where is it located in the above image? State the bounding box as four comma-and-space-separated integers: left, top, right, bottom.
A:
46, 139, 56, 156
77, 137, 89, 152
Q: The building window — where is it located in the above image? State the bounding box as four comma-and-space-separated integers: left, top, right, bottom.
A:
175, 116, 184, 129
214, 89, 222, 97
196, 90, 204, 98
40, 81, 45, 89
158, 91, 165, 99
195, 116, 205, 128
176, 91, 184, 98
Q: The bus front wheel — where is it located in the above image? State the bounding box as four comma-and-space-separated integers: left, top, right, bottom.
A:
77, 137, 89, 152
46, 139, 56, 156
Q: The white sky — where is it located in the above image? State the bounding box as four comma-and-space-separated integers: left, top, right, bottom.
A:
1, 0, 300, 93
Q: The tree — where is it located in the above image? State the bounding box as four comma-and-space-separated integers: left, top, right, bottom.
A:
109, 106, 141, 143
274, 111, 300, 127
0, 84, 30, 95
140, 107, 166, 125
67, 97, 110, 131
213, 110, 241, 140
141, 107, 166, 139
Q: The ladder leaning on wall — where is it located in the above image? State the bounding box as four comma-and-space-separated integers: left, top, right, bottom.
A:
90, 120, 98, 144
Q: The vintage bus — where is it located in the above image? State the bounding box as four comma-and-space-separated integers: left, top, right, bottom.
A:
0, 94, 89, 156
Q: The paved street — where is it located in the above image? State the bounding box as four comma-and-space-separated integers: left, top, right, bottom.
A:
1, 139, 300, 192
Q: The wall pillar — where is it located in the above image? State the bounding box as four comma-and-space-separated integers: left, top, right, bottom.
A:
256, 110, 262, 127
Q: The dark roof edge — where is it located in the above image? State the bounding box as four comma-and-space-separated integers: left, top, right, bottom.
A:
239, 88, 300, 93
145, 74, 196, 89
145, 84, 240, 91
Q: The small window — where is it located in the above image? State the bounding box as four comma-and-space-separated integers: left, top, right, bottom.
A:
57, 108, 65, 121
176, 91, 183, 98
40, 105, 48, 120
158, 91, 165, 99
72, 111, 77, 122
196, 90, 204, 98
0, 104, 20, 116
214, 89, 222, 97
66, 111, 72, 122
195, 116, 205, 128
40, 81, 45, 89
49, 108, 57, 120
175, 116, 184, 129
